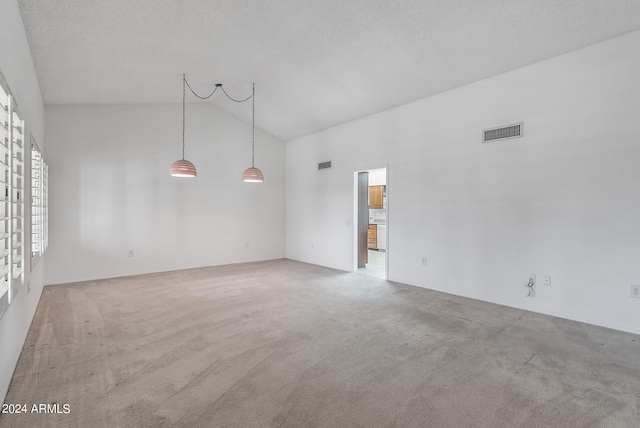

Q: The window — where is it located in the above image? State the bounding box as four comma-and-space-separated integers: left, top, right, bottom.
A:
11, 100, 24, 290
31, 138, 48, 267
0, 77, 10, 317
0, 71, 25, 320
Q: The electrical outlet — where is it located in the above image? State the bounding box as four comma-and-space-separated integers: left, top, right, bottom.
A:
543, 275, 551, 286
421, 257, 427, 266
127, 249, 135, 257
245, 241, 249, 248
631, 285, 640, 299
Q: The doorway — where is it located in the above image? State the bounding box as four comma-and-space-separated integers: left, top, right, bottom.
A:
354, 167, 387, 279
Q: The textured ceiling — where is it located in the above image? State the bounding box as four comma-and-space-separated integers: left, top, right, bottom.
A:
17, 0, 640, 141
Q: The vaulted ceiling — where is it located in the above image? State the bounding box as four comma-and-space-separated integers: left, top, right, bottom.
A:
17, 0, 640, 141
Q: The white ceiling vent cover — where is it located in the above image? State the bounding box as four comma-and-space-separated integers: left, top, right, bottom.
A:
483, 123, 523, 143
318, 161, 332, 170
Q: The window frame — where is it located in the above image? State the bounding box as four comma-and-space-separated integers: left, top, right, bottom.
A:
0, 70, 27, 320
31, 137, 48, 269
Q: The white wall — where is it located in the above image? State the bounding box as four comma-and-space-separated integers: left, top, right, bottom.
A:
45, 103, 285, 284
368, 169, 386, 186
286, 30, 640, 335
0, 0, 46, 405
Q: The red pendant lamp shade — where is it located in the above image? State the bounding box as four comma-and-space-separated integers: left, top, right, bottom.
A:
170, 159, 197, 177
242, 166, 263, 182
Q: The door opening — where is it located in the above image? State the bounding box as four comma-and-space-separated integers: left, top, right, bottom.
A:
354, 167, 387, 279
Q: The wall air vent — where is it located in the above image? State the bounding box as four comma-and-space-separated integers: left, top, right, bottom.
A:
483, 122, 523, 143
318, 161, 332, 170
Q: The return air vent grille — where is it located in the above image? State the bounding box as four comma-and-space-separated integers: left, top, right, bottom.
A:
483, 123, 523, 143
318, 161, 332, 170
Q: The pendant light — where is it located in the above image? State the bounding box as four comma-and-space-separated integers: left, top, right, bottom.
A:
170, 74, 197, 177
242, 83, 264, 183
171, 76, 263, 181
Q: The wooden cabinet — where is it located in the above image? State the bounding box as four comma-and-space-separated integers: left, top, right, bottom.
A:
369, 185, 384, 209
368, 224, 377, 249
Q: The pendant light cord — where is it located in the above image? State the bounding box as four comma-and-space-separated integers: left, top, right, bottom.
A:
219, 85, 254, 103
182, 74, 186, 160
183, 76, 254, 103
252, 83, 255, 167
184, 78, 219, 100
182, 74, 256, 164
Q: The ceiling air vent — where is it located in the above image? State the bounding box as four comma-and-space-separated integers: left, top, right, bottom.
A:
483, 122, 523, 143
318, 161, 332, 170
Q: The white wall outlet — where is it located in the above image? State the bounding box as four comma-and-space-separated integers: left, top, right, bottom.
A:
245, 241, 249, 248
127, 249, 135, 257
421, 257, 427, 266
631, 285, 640, 299
543, 275, 551, 286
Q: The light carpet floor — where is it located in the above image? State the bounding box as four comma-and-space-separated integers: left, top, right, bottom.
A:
2, 259, 639, 427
